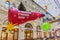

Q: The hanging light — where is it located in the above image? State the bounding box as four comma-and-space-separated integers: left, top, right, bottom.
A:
45, 17, 49, 21
46, 11, 49, 14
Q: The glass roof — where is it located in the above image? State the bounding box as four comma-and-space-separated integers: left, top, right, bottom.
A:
33, 0, 60, 17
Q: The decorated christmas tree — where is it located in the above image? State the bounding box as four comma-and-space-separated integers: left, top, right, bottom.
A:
18, 2, 26, 11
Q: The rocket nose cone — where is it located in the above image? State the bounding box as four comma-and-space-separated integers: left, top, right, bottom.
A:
42, 14, 45, 17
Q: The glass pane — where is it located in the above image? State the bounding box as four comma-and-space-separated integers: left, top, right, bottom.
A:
2, 32, 7, 40
7, 33, 13, 40
14, 32, 18, 39
43, 32, 47, 38
40, 31, 43, 38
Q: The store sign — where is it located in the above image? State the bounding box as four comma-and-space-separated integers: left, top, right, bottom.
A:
8, 8, 45, 25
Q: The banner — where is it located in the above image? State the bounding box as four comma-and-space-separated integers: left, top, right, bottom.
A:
8, 8, 45, 25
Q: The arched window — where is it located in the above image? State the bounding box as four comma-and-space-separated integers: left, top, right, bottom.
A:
36, 25, 41, 39
24, 23, 33, 40
5, 1, 10, 9
25, 23, 33, 29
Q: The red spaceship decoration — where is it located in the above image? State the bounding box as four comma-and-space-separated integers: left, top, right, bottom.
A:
8, 8, 45, 25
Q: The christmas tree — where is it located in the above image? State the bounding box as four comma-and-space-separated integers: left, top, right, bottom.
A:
18, 2, 26, 11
